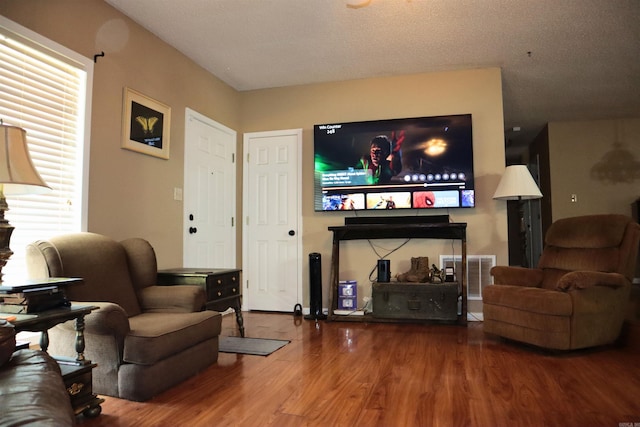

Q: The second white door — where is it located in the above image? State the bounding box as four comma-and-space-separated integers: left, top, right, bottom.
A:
243, 129, 302, 312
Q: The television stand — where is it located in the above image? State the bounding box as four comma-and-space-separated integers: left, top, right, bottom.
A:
327, 222, 467, 325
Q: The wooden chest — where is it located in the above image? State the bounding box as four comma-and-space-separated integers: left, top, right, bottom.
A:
372, 282, 459, 321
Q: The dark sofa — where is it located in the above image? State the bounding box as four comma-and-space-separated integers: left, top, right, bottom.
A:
0, 320, 75, 427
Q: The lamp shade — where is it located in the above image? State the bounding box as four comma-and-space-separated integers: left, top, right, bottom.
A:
0, 124, 50, 195
493, 165, 542, 200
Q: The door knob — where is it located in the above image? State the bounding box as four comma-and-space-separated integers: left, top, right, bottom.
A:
189, 227, 197, 234
288, 230, 295, 236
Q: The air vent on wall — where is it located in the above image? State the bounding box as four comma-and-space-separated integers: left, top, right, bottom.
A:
439, 255, 496, 300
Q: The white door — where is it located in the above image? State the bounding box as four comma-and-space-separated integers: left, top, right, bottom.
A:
184, 108, 236, 268
243, 129, 302, 312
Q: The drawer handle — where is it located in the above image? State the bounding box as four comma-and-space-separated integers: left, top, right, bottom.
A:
407, 299, 421, 311
217, 291, 222, 297
67, 382, 85, 396
217, 279, 222, 285
232, 276, 236, 282
232, 288, 236, 293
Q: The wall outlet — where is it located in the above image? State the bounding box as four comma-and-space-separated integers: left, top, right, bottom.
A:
174, 187, 183, 201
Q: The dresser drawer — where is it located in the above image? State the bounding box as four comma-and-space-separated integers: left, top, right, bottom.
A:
206, 271, 240, 301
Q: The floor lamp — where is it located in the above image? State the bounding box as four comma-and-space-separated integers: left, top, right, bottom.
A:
0, 122, 51, 281
493, 165, 542, 268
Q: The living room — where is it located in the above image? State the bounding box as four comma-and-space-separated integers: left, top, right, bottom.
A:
0, 1, 639, 426
1, 0, 638, 289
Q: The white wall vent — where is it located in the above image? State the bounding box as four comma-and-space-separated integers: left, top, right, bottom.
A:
439, 255, 496, 300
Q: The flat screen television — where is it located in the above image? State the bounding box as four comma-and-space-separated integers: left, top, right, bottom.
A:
314, 114, 475, 211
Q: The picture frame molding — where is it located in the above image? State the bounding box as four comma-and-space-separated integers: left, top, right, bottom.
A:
121, 87, 171, 159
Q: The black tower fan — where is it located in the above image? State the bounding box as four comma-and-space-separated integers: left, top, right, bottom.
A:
305, 252, 327, 320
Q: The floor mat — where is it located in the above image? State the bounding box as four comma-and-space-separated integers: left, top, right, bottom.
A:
219, 336, 290, 356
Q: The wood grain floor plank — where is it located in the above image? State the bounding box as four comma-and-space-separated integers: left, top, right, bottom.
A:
77, 311, 640, 427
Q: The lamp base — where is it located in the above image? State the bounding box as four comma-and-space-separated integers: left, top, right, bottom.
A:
517, 197, 528, 268
0, 195, 15, 281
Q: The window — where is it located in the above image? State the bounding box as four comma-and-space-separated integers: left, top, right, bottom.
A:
0, 17, 92, 281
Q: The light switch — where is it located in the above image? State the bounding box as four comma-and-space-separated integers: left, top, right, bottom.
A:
571, 194, 578, 203
174, 187, 183, 201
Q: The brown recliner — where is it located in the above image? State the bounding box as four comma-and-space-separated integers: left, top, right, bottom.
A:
483, 214, 640, 350
25, 232, 222, 401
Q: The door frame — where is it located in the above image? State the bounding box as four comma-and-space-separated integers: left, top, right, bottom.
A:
241, 129, 304, 311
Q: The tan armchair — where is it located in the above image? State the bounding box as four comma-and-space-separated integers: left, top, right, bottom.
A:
483, 214, 640, 350
25, 232, 222, 401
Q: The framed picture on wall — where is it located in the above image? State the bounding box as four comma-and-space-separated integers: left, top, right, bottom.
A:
121, 87, 171, 159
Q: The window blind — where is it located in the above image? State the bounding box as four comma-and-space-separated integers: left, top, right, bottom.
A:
0, 19, 92, 281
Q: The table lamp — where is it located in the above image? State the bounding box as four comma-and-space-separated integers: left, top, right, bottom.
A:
0, 122, 51, 280
493, 165, 542, 267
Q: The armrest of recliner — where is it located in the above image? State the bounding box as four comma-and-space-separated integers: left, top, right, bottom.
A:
77, 302, 130, 338
490, 266, 543, 287
137, 285, 206, 313
556, 271, 630, 291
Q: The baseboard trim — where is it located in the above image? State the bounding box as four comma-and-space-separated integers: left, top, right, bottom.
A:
468, 312, 483, 322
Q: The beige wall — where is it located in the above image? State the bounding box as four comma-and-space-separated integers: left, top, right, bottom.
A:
2, 1, 509, 313
241, 69, 508, 313
0, 0, 242, 267
548, 118, 640, 220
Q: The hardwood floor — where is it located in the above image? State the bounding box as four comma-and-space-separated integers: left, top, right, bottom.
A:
78, 312, 640, 427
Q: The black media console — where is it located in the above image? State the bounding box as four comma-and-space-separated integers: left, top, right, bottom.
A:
327, 216, 467, 325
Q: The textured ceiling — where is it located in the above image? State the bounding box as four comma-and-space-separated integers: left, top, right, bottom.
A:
104, 0, 640, 153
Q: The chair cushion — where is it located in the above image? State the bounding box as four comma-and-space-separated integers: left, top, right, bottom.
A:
483, 284, 573, 316
138, 286, 207, 313
545, 214, 630, 248
123, 311, 221, 365
540, 247, 620, 274
120, 238, 158, 292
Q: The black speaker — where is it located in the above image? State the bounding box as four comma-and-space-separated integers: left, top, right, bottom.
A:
377, 259, 391, 282
305, 252, 327, 320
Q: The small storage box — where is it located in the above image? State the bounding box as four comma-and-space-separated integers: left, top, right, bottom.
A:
372, 282, 458, 321
338, 281, 357, 309
338, 281, 357, 297
338, 296, 357, 310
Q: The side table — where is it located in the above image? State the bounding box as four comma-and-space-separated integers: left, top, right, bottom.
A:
157, 268, 245, 337
1, 303, 104, 418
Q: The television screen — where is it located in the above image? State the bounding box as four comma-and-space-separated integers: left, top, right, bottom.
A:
314, 114, 475, 211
